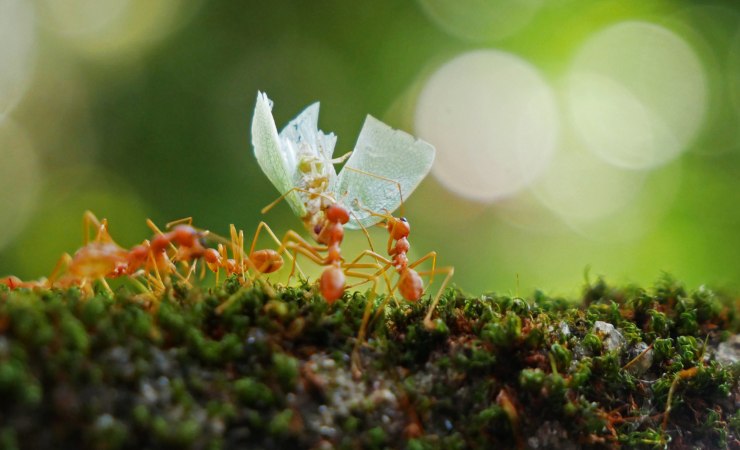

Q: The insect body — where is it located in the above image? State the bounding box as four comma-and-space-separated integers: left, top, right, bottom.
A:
276, 201, 382, 304
347, 211, 453, 376
253, 92, 435, 305
251, 92, 435, 232
47, 211, 132, 294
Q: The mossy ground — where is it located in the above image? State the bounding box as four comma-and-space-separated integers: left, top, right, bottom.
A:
0, 275, 738, 449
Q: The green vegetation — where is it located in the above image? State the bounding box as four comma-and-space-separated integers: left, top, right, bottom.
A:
0, 275, 738, 449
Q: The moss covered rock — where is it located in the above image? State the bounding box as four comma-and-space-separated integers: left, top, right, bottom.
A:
0, 275, 738, 449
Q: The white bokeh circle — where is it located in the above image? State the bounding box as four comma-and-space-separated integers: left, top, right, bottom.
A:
417, 0, 544, 42
415, 50, 558, 203
567, 21, 707, 169
0, 0, 36, 120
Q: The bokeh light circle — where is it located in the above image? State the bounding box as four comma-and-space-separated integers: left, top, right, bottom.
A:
417, 0, 544, 42
665, 5, 740, 156
567, 21, 707, 169
415, 50, 558, 203
0, 0, 36, 119
36, 0, 202, 60
728, 25, 740, 123
0, 120, 42, 252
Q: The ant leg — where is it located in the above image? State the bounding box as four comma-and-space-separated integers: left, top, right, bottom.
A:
146, 219, 179, 253
261, 187, 337, 215
97, 277, 114, 295
249, 221, 303, 277
344, 250, 394, 292
225, 225, 267, 288
145, 251, 168, 297
215, 286, 243, 315
280, 231, 328, 282
47, 253, 73, 287
80, 280, 94, 298
370, 290, 400, 328
166, 217, 193, 228
222, 224, 282, 286
214, 243, 229, 283
346, 249, 392, 268
418, 266, 455, 330
347, 274, 379, 380
147, 219, 198, 277
83, 211, 103, 245
279, 230, 327, 256
178, 261, 197, 285
407, 251, 438, 285
284, 242, 326, 266
261, 187, 303, 215
83, 210, 117, 245
229, 225, 247, 280
346, 209, 379, 256
345, 264, 397, 380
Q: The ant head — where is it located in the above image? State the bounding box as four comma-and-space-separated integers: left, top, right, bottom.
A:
389, 216, 410, 240
171, 224, 199, 247
203, 248, 221, 265
150, 234, 170, 253
326, 204, 350, 224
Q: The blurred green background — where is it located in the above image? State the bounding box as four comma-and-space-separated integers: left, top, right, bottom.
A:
1, 0, 740, 297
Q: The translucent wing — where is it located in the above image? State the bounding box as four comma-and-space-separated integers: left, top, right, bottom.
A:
336, 115, 435, 229
278, 101, 338, 195
251, 92, 307, 217
279, 102, 337, 161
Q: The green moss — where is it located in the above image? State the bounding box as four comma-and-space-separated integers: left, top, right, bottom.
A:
272, 353, 299, 390
234, 377, 274, 408
0, 428, 18, 450
268, 408, 294, 436
367, 426, 387, 448
0, 275, 737, 449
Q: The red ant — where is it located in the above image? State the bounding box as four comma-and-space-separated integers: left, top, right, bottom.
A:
2, 212, 154, 295
203, 223, 285, 280
352, 209, 454, 324
1, 275, 46, 290
261, 182, 392, 305
346, 208, 454, 374
142, 218, 294, 314
43, 211, 136, 295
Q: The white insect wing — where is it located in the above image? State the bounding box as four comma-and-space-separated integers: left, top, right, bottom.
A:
278, 102, 339, 219
336, 115, 435, 229
251, 92, 306, 217
252, 93, 435, 230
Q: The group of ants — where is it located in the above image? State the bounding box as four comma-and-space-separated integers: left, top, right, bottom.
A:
1, 189, 454, 377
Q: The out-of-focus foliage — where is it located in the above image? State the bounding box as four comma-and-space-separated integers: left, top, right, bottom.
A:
1, 0, 740, 295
